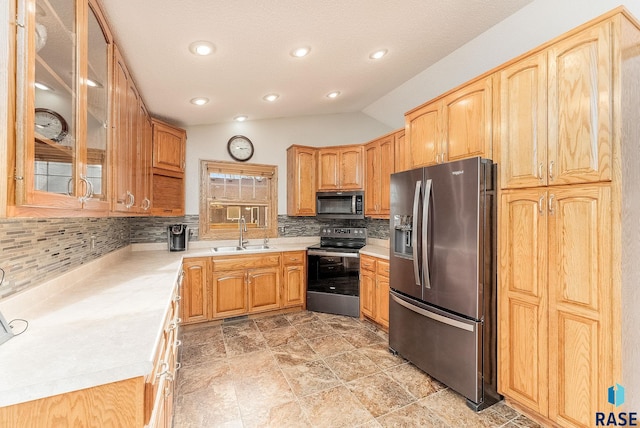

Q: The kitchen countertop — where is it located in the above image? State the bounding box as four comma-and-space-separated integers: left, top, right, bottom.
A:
360, 242, 390, 260
0, 238, 315, 408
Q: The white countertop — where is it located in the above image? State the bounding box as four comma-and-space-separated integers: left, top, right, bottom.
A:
0, 238, 315, 408
360, 242, 390, 260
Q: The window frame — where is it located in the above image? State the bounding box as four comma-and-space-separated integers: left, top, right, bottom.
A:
199, 160, 278, 240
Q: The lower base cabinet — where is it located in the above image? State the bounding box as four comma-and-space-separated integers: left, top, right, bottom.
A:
181, 251, 307, 323
360, 254, 389, 328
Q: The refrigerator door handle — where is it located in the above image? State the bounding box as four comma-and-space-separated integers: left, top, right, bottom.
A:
412, 180, 422, 286
391, 294, 474, 332
422, 178, 432, 289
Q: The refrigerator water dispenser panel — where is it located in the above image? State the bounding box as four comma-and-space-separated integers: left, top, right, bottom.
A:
393, 215, 413, 256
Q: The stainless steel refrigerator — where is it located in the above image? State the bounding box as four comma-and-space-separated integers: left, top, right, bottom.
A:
388, 157, 500, 411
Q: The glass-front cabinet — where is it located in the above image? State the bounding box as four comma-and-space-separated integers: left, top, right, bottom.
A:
15, 0, 111, 212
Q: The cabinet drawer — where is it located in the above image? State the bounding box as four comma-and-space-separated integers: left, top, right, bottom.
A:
212, 254, 281, 271
377, 260, 390, 277
360, 255, 376, 272
282, 251, 305, 265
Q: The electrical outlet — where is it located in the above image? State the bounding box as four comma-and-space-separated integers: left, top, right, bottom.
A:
90, 235, 96, 250
278, 226, 286, 234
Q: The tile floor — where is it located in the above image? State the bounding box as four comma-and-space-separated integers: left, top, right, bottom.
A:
173, 310, 539, 428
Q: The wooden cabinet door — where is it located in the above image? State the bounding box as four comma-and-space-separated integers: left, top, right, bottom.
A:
377, 260, 390, 328
152, 120, 186, 173
111, 47, 132, 213
364, 142, 379, 216
283, 264, 305, 308
317, 149, 339, 190
498, 189, 548, 416
406, 101, 442, 168
287, 146, 316, 216
394, 130, 410, 173
443, 76, 493, 163
378, 136, 394, 216
547, 186, 612, 426
212, 271, 247, 318
181, 258, 210, 324
499, 53, 548, 189
248, 267, 280, 313
126, 77, 141, 213
137, 103, 152, 213
339, 146, 364, 190
547, 24, 612, 185
360, 266, 376, 320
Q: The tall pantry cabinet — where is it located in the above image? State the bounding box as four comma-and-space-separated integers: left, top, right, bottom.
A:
498, 10, 640, 427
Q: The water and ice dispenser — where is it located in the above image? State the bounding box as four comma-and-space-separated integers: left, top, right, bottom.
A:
393, 215, 413, 256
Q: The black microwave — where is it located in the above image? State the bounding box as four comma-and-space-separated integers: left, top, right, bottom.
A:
316, 191, 364, 219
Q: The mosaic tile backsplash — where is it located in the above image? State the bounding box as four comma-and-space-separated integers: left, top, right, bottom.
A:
0, 217, 130, 299
0, 215, 390, 299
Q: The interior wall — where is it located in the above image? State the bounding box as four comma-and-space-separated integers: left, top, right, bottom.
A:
184, 112, 393, 215
363, 0, 640, 128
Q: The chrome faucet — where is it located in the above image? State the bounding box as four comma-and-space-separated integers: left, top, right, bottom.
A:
238, 216, 248, 247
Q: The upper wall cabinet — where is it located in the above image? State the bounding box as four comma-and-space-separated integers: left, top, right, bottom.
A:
500, 24, 612, 189
287, 145, 316, 216
151, 119, 186, 216
364, 132, 395, 218
405, 76, 493, 169
14, 0, 111, 214
317, 145, 363, 191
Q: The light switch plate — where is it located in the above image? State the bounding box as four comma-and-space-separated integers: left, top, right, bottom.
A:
0, 310, 14, 345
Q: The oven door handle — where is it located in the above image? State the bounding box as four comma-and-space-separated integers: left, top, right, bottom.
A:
307, 250, 360, 258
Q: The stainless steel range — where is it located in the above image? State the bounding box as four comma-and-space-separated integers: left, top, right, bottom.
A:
306, 227, 367, 317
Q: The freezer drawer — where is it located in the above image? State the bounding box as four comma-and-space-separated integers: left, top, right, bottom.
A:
389, 291, 482, 405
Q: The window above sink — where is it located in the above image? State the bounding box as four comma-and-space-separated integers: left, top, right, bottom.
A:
199, 160, 278, 241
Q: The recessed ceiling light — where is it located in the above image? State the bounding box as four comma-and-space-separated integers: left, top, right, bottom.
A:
34, 82, 52, 91
263, 93, 279, 102
234, 115, 248, 122
190, 97, 209, 106
326, 91, 341, 99
189, 41, 215, 56
291, 46, 311, 58
369, 49, 388, 60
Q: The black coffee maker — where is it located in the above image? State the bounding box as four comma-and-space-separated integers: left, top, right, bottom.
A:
168, 224, 189, 251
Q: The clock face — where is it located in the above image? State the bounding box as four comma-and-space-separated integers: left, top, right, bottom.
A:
227, 135, 254, 161
34, 108, 68, 142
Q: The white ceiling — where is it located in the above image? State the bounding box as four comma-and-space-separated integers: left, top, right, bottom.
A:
99, 0, 533, 127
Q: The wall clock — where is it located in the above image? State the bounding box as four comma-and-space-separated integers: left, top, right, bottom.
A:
34, 108, 68, 142
227, 135, 254, 162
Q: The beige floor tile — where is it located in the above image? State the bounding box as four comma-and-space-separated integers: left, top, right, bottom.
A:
241, 400, 312, 428
224, 333, 268, 357
227, 349, 279, 379
180, 338, 227, 365
305, 333, 356, 357
180, 323, 223, 345
295, 320, 338, 339
174, 379, 240, 428
175, 358, 231, 395
234, 369, 295, 415
376, 401, 449, 427
342, 328, 387, 348
346, 372, 415, 418
324, 349, 380, 382
385, 363, 446, 399
324, 316, 366, 333
510, 415, 543, 427
299, 385, 375, 428
281, 359, 341, 396
222, 319, 259, 337
358, 343, 405, 369
420, 389, 511, 427
285, 311, 320, 325
254, 314, 291, 332
261, 324, 303, 347
272, 339, 318, 367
